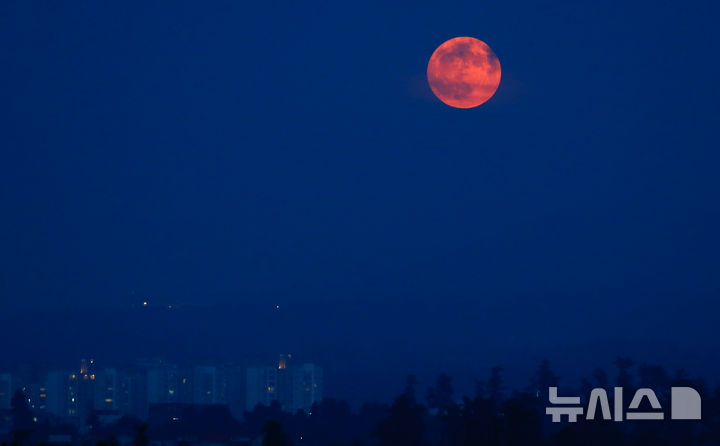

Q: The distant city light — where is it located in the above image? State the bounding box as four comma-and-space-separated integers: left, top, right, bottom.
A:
143, 301, 148, 307
2, 358, 324, 423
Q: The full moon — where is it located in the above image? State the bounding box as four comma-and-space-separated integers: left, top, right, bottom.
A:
427, 37, 501, 109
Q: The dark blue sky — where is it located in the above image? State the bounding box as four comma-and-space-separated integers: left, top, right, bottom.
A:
1, 1, 719, 395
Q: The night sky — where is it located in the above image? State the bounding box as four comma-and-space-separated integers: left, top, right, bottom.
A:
1, 1, 719, 402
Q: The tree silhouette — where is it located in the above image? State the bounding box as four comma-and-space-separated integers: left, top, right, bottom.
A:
443, 395, 496, 446
244, 400, 292, 440
592, 367, 608, 388
86, 412, 100, 432
10, 389, 33, 446
376, 378, 426, 446
486, 365, 505, 404
501, 396, 543, 446
637, 363, 670, 395
97, 437, 120, 446
614, 356, 635, 389
403, 375, 418, 400
133, 424, 148, 446
303, 399, 356, 446
426, 373, 454, 412
530, 360, 558, 401
263, 420, 290, 446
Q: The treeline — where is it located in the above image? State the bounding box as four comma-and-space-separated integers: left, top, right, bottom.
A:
255, 358, 719, 446
5, 357, 720, 446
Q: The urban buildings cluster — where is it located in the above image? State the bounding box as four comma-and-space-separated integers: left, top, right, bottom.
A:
0, 355, 322, 426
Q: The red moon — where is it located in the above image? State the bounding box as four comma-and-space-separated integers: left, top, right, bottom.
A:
427, 37, 501, 109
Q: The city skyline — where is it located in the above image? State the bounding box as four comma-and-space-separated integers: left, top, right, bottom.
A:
0, 355, 323, 422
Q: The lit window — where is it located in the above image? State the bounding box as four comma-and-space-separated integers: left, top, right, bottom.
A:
105, 398, 112, 403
